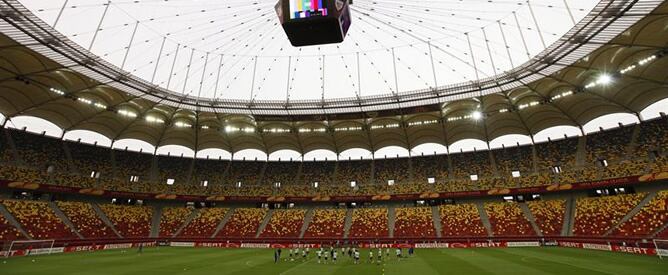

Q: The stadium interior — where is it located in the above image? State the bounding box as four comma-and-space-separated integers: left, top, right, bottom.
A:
0, 0, 668, 273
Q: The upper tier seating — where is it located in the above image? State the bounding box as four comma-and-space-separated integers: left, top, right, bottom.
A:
10, 131, 69, 172
375, 158, 410, 185
493, 145, 534, 175
484, 202, 535, 236
393, 207, 436, 238
586, 126, 634, 164
262, 162, 300, 186
0, 119, 667, 199
2, 200, 77, 240
56, 201, 116, 239
412, 154, 448, 184
179, 208, 229, 238
99, 204, 153, 238
637, 118, 668, 156
159, 207, 193, 237
336, 160, 372, 185
451, 151, 492, 179
301, 161, 335, 185
260, 209, 306, 238
348, 208, 388, 238
439, 204, 487, 237
573, 193, 645, 236
303, 209, 346, 238
527, 200, 565, 236
535, 138, 577, 171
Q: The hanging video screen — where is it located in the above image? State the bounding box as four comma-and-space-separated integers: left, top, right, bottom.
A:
289, 0, 328, 19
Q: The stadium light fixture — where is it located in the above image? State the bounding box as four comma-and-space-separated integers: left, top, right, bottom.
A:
472, 111, 482, 120
596, 74, 613, 86
49, 87, 65, 95
118, 109, 137, 118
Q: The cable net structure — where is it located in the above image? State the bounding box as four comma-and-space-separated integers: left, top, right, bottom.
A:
22, 0, 598, 101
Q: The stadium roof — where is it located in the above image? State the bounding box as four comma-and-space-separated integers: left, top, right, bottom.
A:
0, 0, 667, 155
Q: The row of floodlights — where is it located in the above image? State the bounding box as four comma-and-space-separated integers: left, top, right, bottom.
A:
48, 53, 660, 132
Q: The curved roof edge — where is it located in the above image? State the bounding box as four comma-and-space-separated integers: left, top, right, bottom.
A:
0, 0, 661, 115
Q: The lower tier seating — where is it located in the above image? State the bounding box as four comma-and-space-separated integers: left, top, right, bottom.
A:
348, 208, 388, 238
0, 212, 24, 241
217, 208, 267, 238
99, 204, 153, 238
612, 191, 668, 237
159, 207, 193, 237
439, 204, 487, 237
303, 209, 346, 238
573, 193, 645, 236
2, 200, 77, 240
393, 207, 436, 238
179, 208, 228, 238
56, 201, 116, 239
485, 202, 536, 236
260, 209, 306, 238
527, 200, 565, 236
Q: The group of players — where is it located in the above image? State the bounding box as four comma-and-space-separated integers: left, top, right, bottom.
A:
274, 246, 414, 264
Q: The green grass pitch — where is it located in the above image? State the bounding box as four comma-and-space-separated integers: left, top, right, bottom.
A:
2, 247, 667, 274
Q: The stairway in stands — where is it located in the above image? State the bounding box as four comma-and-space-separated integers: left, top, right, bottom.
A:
48, 202, 84, 239
519, 202, 542, 236
343, 209, 353, 238
255, 209, 273, 238
173, 208, 200, 237
431, 206, 442, 238
476, 202, 493, 237
604, 191, 657, 236
299, 208, 314, 239
91, 203, 123, 238
0, 202, 31, 239
211, 207, 236, 238
562, 197, 575, 236
388, 206, 396, 238
150, 206, 162, 238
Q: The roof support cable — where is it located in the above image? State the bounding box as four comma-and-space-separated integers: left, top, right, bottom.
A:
249, 56, 258, 102
52, 0, 68, 29
512, 11, 532, 60
212, 54, 224, 100
88, 0, 112, 51
563, 0, 577, 25
482, 27, 498, 82
196, 52, 210, 102
150, 37, 167, 84
166, 43, 181, 90
427, 41, 438, 90
182, 48, 196, 94
356, 52, 362, 99
321, 54, 326, 102
527, 0, 547, 49
285, 56, 292, 103
391, 48, 399, 96
497, 21, 515, 70
120, 21, 139, 71
465, 33, 481, 91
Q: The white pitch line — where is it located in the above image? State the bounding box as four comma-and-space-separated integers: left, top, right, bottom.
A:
278, 257, 315, 275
